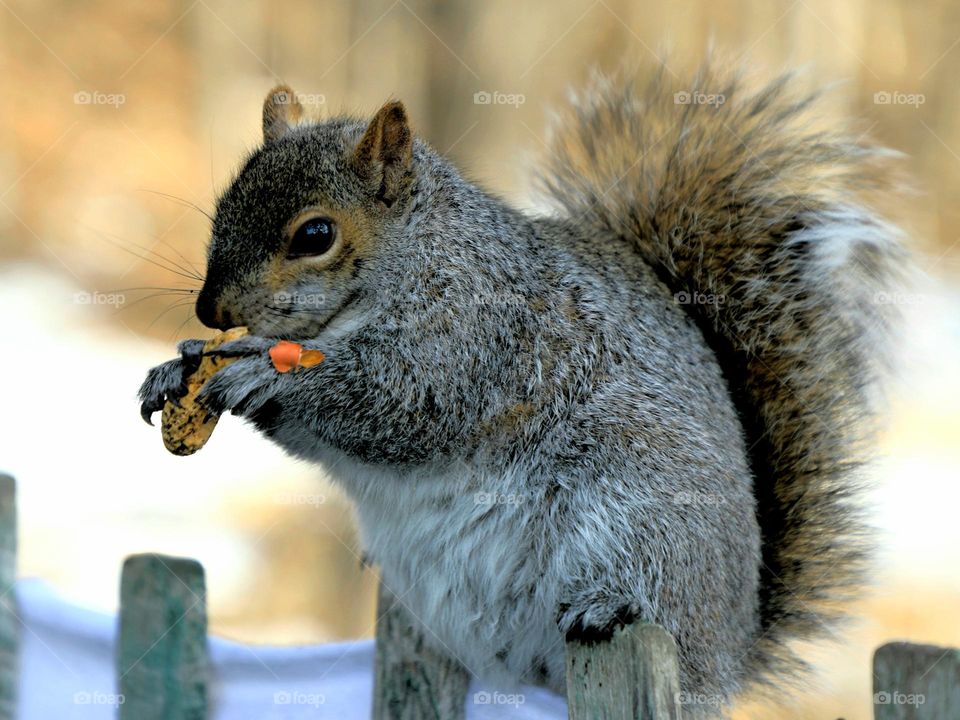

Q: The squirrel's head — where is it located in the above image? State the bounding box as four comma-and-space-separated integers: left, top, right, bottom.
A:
196, 85, 415, 338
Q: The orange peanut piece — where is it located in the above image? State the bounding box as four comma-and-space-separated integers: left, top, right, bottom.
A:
269, 341, 325, 373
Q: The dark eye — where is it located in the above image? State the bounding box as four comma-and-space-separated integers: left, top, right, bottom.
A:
287, 217, 336, 258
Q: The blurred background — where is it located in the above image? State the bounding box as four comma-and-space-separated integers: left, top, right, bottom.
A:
0, 1, 958, 718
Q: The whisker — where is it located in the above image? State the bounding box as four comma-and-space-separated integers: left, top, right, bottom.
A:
209, 125, 217, 200
139, 189, 215, 222
265, 304, 321, 316
115, 290, 198, 314
83, 224, 205, 282
146, 299, 196, 331
156, 236, 205, 279
171, 309, 201, 340
252, 308, 310, 338
96, 235, 204, 283
103, 286, 199, 294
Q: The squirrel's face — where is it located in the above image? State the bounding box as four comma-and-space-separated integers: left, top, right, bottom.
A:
196, 86, 415, 339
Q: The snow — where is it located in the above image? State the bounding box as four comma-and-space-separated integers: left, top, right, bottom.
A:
14, 579, 567, 719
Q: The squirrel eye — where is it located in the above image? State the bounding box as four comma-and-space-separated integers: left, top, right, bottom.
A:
287, 217, 336, 258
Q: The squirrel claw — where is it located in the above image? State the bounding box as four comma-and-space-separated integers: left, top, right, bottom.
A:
138, 356, 189, 425
139, 402, 157, 426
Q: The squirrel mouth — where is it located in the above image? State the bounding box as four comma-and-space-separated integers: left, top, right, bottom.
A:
254, 289, 364, 341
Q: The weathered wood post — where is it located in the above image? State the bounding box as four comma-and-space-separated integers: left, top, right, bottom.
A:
372, 580, 470, 720
118, 553, 209, 720
873, 641, 960, 719
0, 475, 17, 720
566, 622, 682, 720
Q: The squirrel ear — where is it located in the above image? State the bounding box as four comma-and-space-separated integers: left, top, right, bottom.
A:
262, 85, 303, 143
352, 101, 413, 208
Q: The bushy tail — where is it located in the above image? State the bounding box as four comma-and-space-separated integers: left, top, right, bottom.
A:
539, 61, 904, 686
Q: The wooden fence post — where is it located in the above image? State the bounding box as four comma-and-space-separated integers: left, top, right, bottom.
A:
118, 553, 209, 720
566, 622, 682, 720
873, 641, 960, 719
0, 475, 16, 720
372, 580, 470, 720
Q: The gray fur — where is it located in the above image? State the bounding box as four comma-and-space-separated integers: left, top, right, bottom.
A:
141, 60, 904, 715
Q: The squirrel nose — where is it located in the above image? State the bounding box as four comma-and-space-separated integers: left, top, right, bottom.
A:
195, 290, 232, 330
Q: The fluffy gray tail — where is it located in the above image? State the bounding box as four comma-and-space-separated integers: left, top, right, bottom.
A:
539, 61, 904, 686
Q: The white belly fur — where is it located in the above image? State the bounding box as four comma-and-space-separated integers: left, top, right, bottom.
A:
322, 452, 567, 690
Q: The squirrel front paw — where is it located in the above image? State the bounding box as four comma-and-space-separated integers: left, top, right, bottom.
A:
196, 353, 278, 418
138, 338, 207, 424
556, 596, 640, 644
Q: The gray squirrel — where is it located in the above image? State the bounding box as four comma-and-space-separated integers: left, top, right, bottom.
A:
139, 60, 904, 714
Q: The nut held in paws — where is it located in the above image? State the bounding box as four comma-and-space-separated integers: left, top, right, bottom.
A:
160, 326, 249, 456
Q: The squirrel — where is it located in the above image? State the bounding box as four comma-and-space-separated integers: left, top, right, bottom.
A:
139, 60, 904, 713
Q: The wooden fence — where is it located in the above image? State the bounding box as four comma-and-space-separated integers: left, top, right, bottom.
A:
0, 472, 956, 719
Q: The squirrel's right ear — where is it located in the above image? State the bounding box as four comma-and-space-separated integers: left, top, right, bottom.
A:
352, 101, 414, 208
262, 85, 303, 143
